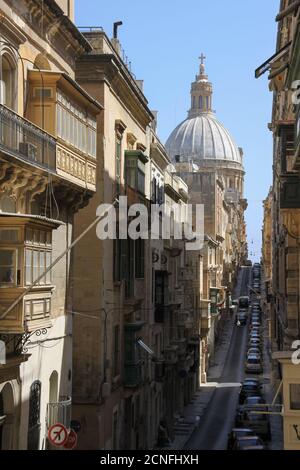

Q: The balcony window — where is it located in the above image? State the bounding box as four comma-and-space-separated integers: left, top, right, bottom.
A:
25, 228, 52, 286
0, 54, 16, 111
0, 249, 17, 286
115, 138, 122, 195
125, 151, 148, 195
57, 89, 97, 157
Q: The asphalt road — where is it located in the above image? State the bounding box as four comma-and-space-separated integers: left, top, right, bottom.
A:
184, 267, 252, 450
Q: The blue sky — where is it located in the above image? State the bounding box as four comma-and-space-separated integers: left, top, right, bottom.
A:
76, 0, 279, 261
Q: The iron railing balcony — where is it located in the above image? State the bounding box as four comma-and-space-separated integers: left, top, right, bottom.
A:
0, 105, 97, 191
46, 396, 72, 429
0, 104, 56, 171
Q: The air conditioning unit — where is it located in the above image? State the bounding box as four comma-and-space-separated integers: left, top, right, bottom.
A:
19, 142, 38, 161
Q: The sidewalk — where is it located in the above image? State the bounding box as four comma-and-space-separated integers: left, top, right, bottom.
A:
165, 310, 236, 450
160, 270, 244, 450
262, 314, 283, 450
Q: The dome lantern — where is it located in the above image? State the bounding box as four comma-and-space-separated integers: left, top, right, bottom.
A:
189, 53, 213, 118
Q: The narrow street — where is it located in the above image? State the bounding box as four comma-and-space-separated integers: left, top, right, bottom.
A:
185, 267, 251, 450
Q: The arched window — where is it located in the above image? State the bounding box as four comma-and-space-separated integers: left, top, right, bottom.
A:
49, 371, 58, 404
199, 96, 203, 109
0, 53, 17, 110
27, 381, 41, 450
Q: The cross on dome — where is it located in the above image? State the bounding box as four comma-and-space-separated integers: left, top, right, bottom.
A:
199, 53, 206, 65
199, 53, 206, 75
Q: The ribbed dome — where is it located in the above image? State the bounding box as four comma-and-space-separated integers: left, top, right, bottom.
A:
166, 112, 242, 165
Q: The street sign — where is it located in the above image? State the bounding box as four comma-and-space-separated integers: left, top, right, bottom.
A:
64, 429, 78, 450
48, 423, 68, 447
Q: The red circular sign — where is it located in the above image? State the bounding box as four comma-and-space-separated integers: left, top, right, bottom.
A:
63, 429, 78, 450
48, 423, 68, 447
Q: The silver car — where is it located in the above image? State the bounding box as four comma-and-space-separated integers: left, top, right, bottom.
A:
245, 354, 263, 374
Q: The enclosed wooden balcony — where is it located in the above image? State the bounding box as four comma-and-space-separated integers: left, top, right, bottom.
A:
0, 104, 97, 192
0, 214, 60, 333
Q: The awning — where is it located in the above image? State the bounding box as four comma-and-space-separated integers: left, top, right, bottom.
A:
137, 339, 155, 356
255, 42, 291, 78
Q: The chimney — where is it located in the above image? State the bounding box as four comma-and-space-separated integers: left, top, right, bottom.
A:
135, 80, 144, 92
111, 21, 123, 56
151, 111, 158, 132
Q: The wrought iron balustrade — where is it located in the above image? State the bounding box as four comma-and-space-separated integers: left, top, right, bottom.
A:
46, 396, 71, 429
0, 105, 56, 171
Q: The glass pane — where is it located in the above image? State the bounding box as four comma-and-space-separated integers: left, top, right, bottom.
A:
0, 249, 15, 283
34, 230, 39, 245
46, 232, 52, 246
137, 170, 145, 194
26, 228, 33, 244
0, 229, 18, 242
0, 250, 14, 266
0, 267, 14, 283
290, 384, 300, 410
127, 167, 136, 189
39, 251, 46, 285
26, 249, 32, 285
39, 231, 46, 246
33, 250, 39, 283
46, 252, 51, 284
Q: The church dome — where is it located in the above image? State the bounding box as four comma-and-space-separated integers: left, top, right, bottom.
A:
165, 112, 242, 164
165, 55, 243, 166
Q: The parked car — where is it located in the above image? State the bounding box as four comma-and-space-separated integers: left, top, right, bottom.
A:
248, 339, 262, 350
239, 383, 263, 404
249, 333, 261, 341
244, 396, 266, 407
232, 436, 265, 450
250, 320, 261, 328
237, 397, 266, 418
251, 308, 261, 314
236, 409, 271, 439
250, 325, 261, 332
247, 347, 261, 356
245, 354, 263, 374
239, 296, 250, 309
227, 428, 254, 450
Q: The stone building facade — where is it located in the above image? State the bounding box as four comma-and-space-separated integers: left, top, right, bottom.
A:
258, 0, 300, 450
0, 0, 102, 450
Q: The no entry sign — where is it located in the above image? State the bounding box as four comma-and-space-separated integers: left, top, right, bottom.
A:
63, 429, 78, 450
48, 423, 68, 447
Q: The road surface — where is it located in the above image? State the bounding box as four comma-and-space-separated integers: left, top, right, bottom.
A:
184, 267, 251, 450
